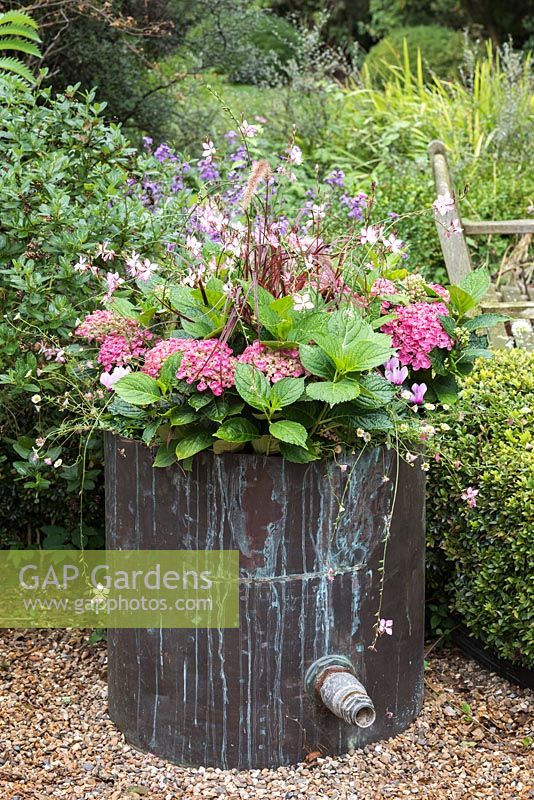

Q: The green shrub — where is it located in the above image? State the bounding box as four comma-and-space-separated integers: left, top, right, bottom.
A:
0, 78, 180, 548
364, 25, 466, 85
427, 350, 534, 667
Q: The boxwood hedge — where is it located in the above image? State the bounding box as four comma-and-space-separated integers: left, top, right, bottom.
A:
427, 349, 534, 667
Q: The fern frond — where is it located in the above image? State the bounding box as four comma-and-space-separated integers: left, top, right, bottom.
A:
0, 11, 39, 29
0, 55, 35, 83
0, 39, 41, 58
0, 24, 41, 42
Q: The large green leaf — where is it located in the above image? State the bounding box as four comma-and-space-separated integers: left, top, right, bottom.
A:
463, 313, 509, 332
234, 363, 271, 411
354, 373, 396, 409
269, 377, 305, 408
0, 56, 34, 82
448, 286, 476, 317
306, 379, 361, 405
214, 418, 259, 442
114, 374, 161, 406
0, 38, 41, 57
175, 431, 214, 461
299, 344, 336, 379
458, 269, 490, 303
153, 442, 177, 468
432, 375, 459, 405
269, 420, 308, 447
344, 340, 393, 372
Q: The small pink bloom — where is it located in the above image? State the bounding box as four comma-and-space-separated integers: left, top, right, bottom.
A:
379, 619, 393, 636
384, 357, 408, 386
445, 219, 463, 237
432, 193, 455, 216
105, 271, 124, 298
360, 225, 382, 245
461, 487, 479, 508
287, 144, 303, 165
327, 567, 335, 583
95, 242, 116, 261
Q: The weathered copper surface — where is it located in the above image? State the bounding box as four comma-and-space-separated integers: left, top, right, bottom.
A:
105, 434, 425, 769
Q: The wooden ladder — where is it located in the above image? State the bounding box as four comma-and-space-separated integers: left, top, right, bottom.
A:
428, 140, 534, 350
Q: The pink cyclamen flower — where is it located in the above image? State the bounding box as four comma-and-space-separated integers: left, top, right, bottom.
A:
379, 619, 393, 636
406, 383, 427, 405
142, 339, 190, 378
461, 487, 479, 508
381, 302, 454, 370
238, 341, 305, 383
177, 339, 236, 396
432, 193, 455, 216
384, 356, 408, 386
100, 365, 131, 391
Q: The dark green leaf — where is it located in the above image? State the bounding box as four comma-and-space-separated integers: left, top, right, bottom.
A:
114, 374, 161, 406
234, 363, 271, 411
175, 431, 214, 461
269, 419, 308, 447
214, 417, 259, 442
299, 345, 336, 379
306, 379, 361, 405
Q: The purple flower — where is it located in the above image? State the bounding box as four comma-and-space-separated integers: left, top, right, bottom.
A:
384, 357, 408, 386
154, 143, 172, 162
326, 169, 345, 187
142, 136, 153, 152
198, 159, 220, 182
341, 192, 368, 221
406, 383, 427, 405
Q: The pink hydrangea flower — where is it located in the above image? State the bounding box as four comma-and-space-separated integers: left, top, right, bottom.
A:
177, 339, 236, 396
381, 302, 454, 370
430, 283, 451, 303
371, 278, 397, 297
75, 310, 140, 343
142, 339, 191, 377
238, 341, 305, 383
97, 331, 152, 372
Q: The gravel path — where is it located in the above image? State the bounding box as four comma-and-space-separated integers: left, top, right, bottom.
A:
0, 630, 532, 799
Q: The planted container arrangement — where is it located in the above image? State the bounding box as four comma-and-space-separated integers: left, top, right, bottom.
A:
68, 132, 501, 768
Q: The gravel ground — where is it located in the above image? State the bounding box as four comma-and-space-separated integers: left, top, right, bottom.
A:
0, 630, 532, 799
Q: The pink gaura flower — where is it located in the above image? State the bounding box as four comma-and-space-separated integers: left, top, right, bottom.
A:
360, 225, 382, 245
105, 271, 124, 298
461, 487, 479, 508
432, 193, 455, 216
95, 242, 115, 261
287, 144, 303, 165
445, 219, 463, 237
